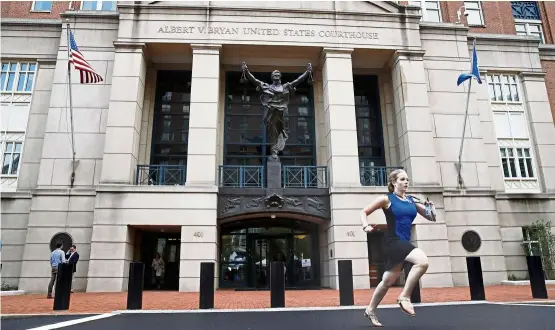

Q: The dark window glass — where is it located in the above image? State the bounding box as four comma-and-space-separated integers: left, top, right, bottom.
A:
224, 71, 316, 168
150, 71, 192, 166
354, 75, 385, 167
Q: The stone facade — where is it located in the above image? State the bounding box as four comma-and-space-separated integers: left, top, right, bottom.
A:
1, 1, 555, 294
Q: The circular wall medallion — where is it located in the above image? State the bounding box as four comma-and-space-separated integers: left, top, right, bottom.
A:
49, 233, 73, 253
461, 230, 482, 252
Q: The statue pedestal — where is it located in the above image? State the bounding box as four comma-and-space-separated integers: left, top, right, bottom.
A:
266, 156, 282, 190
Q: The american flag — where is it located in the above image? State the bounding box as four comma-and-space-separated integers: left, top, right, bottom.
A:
69, 30, 104, 84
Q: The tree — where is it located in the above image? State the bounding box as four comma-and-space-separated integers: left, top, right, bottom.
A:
521, 219, 555, 280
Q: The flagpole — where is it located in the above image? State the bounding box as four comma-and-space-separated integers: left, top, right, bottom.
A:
457, 78, 472, 189
66, 19, 77, 188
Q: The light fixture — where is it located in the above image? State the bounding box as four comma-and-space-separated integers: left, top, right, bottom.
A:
456, 5, 469, 24
270, 214, 276, 219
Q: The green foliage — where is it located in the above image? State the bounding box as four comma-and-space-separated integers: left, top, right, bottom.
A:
1, 282, 18, 291
521, 219, 555, 280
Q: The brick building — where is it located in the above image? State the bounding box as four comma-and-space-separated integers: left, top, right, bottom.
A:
1, 1, 554, 294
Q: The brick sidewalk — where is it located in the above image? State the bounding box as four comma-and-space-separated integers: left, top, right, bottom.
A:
1, 285, 553, 315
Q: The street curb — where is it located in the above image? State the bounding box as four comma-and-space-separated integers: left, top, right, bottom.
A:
1, 313, 100, 320
502, 280, 555, 286
1, 290, 25, 296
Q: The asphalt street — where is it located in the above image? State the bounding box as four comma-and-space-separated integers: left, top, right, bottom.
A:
1, 314, 96, 330
2, 303, 554, 330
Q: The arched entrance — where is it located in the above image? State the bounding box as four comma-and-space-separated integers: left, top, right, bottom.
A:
219, 217, 320, 290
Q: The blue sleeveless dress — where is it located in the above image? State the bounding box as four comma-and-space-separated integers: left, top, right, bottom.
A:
382, 193, 418, 271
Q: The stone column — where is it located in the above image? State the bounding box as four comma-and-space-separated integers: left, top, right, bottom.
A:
99, 42, 146, 184
519, 72, 555, 192
390, 50, 439, 186
185, 44, 221, 187
321, 48, 361, 187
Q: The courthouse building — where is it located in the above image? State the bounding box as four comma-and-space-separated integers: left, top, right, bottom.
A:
1, 1, 555, 293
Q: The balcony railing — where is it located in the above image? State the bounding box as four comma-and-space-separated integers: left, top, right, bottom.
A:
283, 166, 328, 188
135, 165, 186, 186
360, 166, 403, 187
218, 165, 265, 188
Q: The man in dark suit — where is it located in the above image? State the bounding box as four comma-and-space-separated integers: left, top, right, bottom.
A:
65, 244, 80, 292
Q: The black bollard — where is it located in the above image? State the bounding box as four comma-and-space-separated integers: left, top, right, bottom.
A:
338, 260, 354, 306
270, 261, 285, 308
466, 257, 486, 300
526, 256, 548, 299
403, 262, 421, 303
53, 263, 73, 311
127, 262, 145, 310
199, 262, 215, 309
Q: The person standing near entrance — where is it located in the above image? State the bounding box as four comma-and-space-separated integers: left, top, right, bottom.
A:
47, 242, 66, 299
65, 245, 80, 292
359, 169, 436, 327
152, 253, 165, 289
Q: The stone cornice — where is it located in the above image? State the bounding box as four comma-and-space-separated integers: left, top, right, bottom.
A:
419, 22, 469, 32
539, 44, 555, 60
116, 2, 422, 20
469, 33, 541, 46
60, 11, 120, 20
0, 18, 62, 28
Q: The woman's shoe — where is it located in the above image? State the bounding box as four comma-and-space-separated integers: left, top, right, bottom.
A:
364, 308, 384, 327
397, 296, 415, 316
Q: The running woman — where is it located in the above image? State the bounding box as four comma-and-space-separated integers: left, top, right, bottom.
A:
359, 169, 436, 327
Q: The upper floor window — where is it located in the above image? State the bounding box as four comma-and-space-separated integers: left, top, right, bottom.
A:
81, 1, 117, 11
409, 1, 442, 22
515, 21, 544, 43
511, 1, 541, 20
511, 2, 544, 43
32, 1, 53, 12
2, 141, 22, 176
1, 62, 37, 93
464, 1, 484, 26
486, 73, 539, 191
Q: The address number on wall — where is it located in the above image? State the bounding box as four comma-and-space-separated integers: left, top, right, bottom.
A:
346, 230, 355, 237
193, 232, 204, 238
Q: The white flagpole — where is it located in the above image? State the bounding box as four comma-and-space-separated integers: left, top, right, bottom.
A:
66, 19, 77, 188
456, 38, 477, 190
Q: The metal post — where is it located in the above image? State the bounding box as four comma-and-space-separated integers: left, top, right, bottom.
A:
338, 260, 354, 306
466, 257, 486, 300
199, 262, 215, 309
526, 256, 548, 299
270, 261, 285, 308
53, 263, 73, 311
127, 262, 145, 310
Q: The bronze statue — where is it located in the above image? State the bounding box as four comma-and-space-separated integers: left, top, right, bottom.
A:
240, 62, 313, 159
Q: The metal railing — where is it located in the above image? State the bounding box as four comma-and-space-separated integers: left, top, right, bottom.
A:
135, 165, 187, 186
218, 165, 265, 188
283, 166, 328, 188
360, 166, 403, 187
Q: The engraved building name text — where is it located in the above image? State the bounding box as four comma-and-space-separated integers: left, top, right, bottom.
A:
158, 25, 379, 40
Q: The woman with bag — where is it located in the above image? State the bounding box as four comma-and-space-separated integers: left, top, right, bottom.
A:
359, 169, 436, 327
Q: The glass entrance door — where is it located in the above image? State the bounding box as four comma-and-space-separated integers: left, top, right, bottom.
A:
248, 235, 291, 288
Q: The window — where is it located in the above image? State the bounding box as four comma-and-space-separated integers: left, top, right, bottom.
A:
515, 21, 544, 43
1, 62, 37, 93
32, 1, 53, 12
223, 71, 316, 168
464, 1, 484, 26
151, 71, 191, 169
408, 1, 442, 22
1, 141, 22, 176
511, 2, 544, 43
81, 1, 117, 11
486, 74, 538, 191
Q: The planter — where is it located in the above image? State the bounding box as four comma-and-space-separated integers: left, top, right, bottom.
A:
502, 280, 555, 286
0, 290, 25, 296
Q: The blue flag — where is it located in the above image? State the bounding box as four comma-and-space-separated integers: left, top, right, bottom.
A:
457, 39, 482, 86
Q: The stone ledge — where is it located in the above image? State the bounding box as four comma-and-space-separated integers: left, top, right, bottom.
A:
0, 290, 25, 296
501, 280, 555, 286
96, 184, 218, 194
